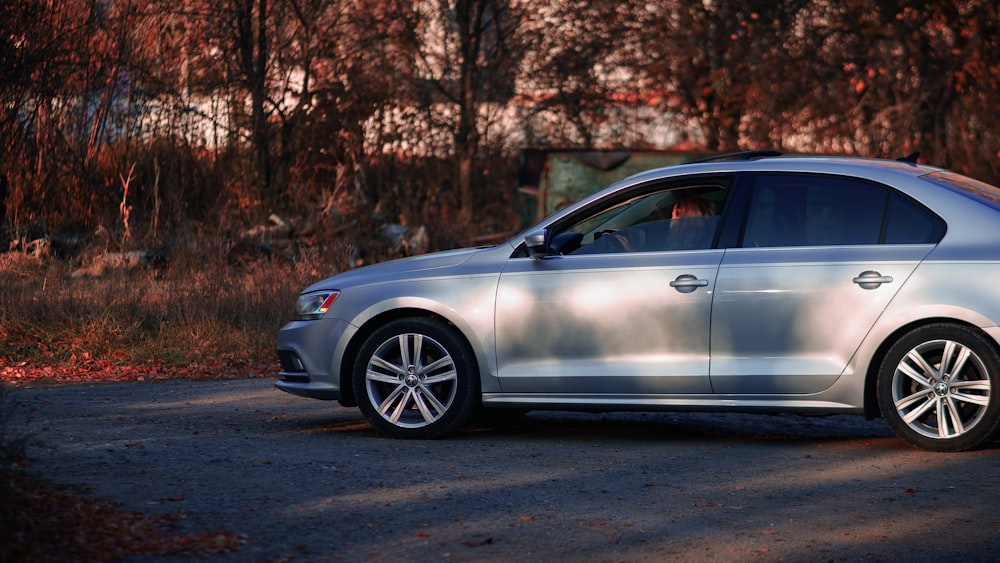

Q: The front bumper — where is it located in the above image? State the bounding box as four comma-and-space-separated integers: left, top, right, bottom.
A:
274, 377, 342, 400
275, 317, 357, 401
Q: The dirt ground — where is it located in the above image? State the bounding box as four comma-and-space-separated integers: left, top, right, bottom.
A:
9, 378, 1000, 561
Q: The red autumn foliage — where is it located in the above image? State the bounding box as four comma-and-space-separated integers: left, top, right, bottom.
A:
0, 357, 279, 385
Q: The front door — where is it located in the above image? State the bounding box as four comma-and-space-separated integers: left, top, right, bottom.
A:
496, 250, 722, 395
495, 178, 732, 396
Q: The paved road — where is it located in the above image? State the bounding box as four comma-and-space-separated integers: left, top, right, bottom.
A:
11, 378, 1000, 561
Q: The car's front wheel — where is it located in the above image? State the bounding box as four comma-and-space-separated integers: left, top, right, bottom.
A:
877, 324, 1000, 452
353, 318, 479, 439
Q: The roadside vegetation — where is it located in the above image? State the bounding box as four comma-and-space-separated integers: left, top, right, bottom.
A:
2, 1, 998, 379
0, 248, 313, 383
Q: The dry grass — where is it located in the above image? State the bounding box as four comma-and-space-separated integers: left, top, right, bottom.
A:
0, 248, 326, 372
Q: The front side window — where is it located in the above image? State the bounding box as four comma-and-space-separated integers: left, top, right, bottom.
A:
742, 174, 943, 248
552, 181, 729, 255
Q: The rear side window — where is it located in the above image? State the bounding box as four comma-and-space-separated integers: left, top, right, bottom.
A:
884, 194, 946, 244
742, 174, 944, 248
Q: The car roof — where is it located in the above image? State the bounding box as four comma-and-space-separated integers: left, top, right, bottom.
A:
624, 152, 943, 186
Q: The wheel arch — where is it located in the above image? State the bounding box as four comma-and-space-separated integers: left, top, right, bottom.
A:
338, 307, 484, 407
863, 316, 1000, 418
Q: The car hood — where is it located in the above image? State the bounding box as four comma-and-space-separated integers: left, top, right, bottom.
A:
302, 247, 487, 292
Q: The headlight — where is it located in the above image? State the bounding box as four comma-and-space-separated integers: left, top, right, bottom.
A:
293, 290, 340, 320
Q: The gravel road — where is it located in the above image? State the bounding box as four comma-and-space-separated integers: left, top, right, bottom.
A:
10, 378, 1000, 561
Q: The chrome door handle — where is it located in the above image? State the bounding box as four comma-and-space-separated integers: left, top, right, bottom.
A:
853, 270, 893, 289
670, 274, 709, 293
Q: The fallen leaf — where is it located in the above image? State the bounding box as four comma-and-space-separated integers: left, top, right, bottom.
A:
461, 538, 493, 547
2, 474, 244, 560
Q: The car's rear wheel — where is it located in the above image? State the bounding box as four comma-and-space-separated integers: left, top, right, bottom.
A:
877, 324, 1000, 452
354, 318, 479, 439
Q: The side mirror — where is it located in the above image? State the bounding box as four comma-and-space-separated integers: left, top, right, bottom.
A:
525, 229, 548, 259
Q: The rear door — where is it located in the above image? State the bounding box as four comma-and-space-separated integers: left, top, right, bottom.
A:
710, 173, 945, 394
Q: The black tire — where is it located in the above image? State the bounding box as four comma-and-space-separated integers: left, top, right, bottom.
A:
877, 324, 1000, 452
353, 318, 479, 439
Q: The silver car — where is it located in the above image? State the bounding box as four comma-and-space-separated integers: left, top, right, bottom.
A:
276, 151, 1000, 451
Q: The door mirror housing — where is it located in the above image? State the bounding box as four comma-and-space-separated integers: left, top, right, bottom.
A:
525, 230, 548, 259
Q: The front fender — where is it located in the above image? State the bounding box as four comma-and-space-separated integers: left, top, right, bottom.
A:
342, 276, 502, 393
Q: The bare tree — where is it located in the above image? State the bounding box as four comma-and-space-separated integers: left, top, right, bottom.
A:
0, 0, 148, 232
635, 1, 810, 152
517, 2, 645, 148
810, 1, 1000, 174
4, 0, 1000, 250
404, 0, 524, 225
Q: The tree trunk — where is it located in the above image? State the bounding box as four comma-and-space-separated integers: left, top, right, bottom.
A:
238, 0, 272, 203
454, 0, 485, 225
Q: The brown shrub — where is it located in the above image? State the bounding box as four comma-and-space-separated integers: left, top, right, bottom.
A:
0, 247, 316, 371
